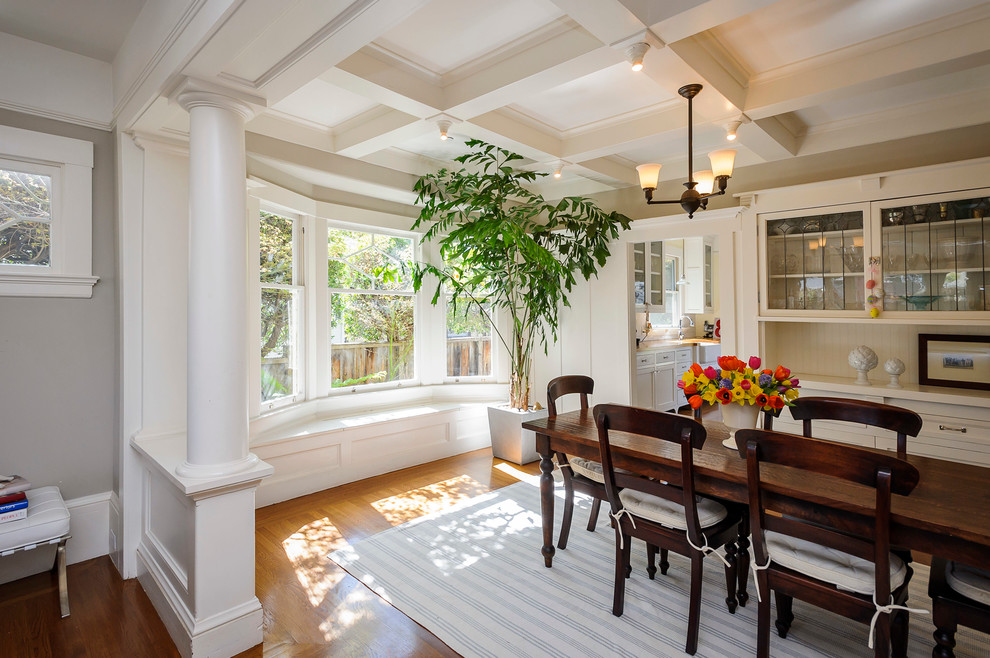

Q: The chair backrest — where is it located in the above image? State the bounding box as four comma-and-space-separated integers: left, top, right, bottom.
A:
788, 396, 922, 459
547, 375, 594, 418
735, 428, 920, 605
594, 403, 708, 544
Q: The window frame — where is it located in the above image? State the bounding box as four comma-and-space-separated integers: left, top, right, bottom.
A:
0, 125, 95, 298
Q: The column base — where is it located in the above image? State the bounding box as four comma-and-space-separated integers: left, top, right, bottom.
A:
175, 452, 260, 479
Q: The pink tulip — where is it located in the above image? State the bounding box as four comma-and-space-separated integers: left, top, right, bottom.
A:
704, 366, 718, 380
677, 380, 685, 389
740, 380, 751, 390
748, 356, 762, 370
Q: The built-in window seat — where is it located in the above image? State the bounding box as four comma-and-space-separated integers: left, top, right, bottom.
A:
250, 384, 507, 506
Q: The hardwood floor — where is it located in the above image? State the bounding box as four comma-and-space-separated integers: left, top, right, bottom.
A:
0, 450, 539, 657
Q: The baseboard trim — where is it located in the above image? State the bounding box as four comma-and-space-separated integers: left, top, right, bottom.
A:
65, 491, 111, 565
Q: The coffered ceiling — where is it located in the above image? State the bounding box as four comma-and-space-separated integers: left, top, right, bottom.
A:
5, 0, 990, 212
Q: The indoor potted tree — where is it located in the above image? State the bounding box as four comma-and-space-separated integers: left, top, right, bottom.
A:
411, 139, 630, 463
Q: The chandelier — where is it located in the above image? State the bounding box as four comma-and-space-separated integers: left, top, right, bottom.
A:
636, 84, 736, 218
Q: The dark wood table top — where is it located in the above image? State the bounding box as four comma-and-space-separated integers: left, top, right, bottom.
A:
525, 410, 990, 564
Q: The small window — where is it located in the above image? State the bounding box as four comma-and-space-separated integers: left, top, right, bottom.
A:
0, 166, 52, 267
446, 298, 492, 379
260, 211, 302, 405
0, 126, 95, 298
327, 227, 415, 390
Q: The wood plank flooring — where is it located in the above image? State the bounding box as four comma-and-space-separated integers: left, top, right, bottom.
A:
0, 450, 539, 657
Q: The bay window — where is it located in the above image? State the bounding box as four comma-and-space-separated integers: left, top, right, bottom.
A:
260, 211, 302, 405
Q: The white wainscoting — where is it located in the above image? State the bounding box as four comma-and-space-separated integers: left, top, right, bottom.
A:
65, 491, 111, 565
253, 400, 498, 508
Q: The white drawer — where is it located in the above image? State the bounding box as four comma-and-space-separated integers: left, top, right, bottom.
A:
877, 412, 990, 466
656, 350, 674, 363
675, 347, 693, 363
636, 353, 655, 369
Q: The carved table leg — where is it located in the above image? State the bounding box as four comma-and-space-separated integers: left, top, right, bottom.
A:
539, 439, 556, 568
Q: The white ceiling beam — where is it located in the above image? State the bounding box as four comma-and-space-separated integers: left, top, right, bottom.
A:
247, 112, 335, 153
444, 32, 621, 118
574, 157, 639, 186
562, 104, 685, 162
322, 49, 443, 118
245, 132, 418, 195
746, 116, 799, 159
334, 107, 429, 158
744, 15, 990, 119
648, 0, 781, 44
458, 112, 563, 163
546, 0, 649, 47
798, 86, 990, 157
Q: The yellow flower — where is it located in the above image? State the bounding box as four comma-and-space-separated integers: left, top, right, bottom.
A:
702, 389, 719, 404
785, 388, 800, 401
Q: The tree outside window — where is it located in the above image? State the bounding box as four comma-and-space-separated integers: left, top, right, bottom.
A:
260, 211, 300, 403
0, 167, 51, 267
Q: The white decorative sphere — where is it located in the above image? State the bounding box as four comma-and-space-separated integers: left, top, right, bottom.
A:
884, 358, 906, 376
848, 346, 879, 371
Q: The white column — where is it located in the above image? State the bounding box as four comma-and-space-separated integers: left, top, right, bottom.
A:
175, 82, 259, 478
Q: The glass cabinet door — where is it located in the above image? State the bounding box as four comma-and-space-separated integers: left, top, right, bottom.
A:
879, 194, 990, 312
649, 241, 664, 306
765, 211, 865, 311
633, 242, 646, 305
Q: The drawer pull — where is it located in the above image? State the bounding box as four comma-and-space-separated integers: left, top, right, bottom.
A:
939, 424, 967, 433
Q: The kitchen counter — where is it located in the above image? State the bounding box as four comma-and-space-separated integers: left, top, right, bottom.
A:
638, 338, 720, 351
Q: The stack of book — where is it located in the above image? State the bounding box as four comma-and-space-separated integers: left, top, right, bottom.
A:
0, 476, 31, 523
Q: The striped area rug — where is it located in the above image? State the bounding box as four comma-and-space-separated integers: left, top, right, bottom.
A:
329, 479, 989, 657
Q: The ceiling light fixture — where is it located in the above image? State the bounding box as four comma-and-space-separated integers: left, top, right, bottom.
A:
635, 84, 736, 218
626, 42, 650, 72
725, 118, 742, 141
552, 160, 566, 179
437, 118, 452, 140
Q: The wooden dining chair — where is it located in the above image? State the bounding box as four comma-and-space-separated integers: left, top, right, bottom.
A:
547, 375, 602, 549
735, 428, 921, 658
594, 403, 743, 656
787, 396, 922, 459
929, 557, 990, 657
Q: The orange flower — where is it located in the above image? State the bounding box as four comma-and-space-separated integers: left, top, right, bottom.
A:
715, 389, 733, 404
761, 368, 772, 375
774, 365, 791, 381
755, 393, 769, 408
688, 395, 703, 409
690, 363, 703, 377
717, 356, 731, 370
684, 383, 698, 396
770, 395, 785, 410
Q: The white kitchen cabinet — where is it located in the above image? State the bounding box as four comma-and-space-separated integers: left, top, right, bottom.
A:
683, 237, 714, 314
653, 362, 676, 411
633, 241, 665, 311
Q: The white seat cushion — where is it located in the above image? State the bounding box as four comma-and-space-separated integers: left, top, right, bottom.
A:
618, 489, 728, 530
946, 561, 990, 606
565, 456, 630, 483
0, 487, 71, 552
765, 530, 906, 596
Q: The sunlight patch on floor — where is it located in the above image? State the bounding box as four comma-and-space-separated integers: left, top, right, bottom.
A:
282, 516, 351, 608
494, 461, 545, 486
370, 474, 487, 525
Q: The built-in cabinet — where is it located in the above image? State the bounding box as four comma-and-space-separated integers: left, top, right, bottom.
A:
633, 241, 664, 311
759, 189, 990, 318
634, 346, 696, 412
683, 237, 714, 314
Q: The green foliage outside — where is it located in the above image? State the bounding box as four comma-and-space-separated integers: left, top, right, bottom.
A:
412, 139, 631, 410
0, 168, 51, 266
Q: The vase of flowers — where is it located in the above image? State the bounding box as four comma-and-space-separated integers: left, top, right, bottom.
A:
678, 355, 800, 444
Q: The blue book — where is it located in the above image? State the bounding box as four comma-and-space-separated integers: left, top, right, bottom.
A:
0, 499, 28, 513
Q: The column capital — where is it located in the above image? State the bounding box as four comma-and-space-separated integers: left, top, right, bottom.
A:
168, 77, 267, 120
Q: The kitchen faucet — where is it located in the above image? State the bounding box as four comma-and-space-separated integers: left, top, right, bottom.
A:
677, 315, 695, 340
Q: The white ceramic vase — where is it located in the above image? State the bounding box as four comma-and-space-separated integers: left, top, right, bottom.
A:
720, 402, 760, 447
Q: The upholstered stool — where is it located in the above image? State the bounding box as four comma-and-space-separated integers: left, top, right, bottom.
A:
0, 486, 72, 617
930, 557, 990, 658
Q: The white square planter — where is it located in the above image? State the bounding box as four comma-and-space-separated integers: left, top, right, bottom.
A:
487, 404, 548, 465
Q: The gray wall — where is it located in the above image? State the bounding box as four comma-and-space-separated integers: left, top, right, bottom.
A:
0, 108, 116, 500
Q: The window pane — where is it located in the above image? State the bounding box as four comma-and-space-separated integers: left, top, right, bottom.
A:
330, 293, 414, 387
261, 288, 297, 402
0, 168, 51, 267
327, 228, 413, 291
446, 300, 491, 377
260, 211, 293, 284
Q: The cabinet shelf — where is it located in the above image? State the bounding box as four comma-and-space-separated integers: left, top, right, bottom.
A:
769, 273, 864, 279
880, 215, 986, 234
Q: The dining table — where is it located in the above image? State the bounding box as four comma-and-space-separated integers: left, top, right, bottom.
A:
523, 409, 990, 585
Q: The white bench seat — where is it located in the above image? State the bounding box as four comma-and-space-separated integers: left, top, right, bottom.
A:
0, 486, 71, 617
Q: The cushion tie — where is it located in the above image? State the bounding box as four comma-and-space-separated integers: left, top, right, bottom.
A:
750, 550, 772, 603
868, 594, 928, 649
686, 531, 731, 568
608, 508, 636, 549
552, 455, 571, 471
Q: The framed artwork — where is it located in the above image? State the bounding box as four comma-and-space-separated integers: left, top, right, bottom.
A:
918, 334, 990, 391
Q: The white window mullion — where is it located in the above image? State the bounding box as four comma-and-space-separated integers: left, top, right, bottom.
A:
247, 195, 262, 418
308, 214, 328, 398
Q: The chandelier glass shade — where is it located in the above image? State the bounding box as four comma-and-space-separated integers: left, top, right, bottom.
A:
637, 84, 736, 218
